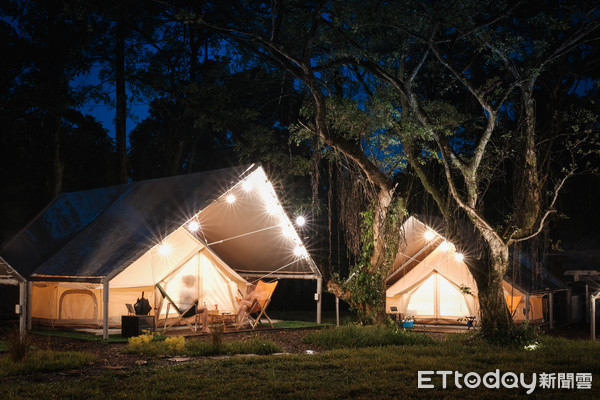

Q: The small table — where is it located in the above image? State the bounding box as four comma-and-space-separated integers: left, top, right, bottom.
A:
208, 311, 237, 331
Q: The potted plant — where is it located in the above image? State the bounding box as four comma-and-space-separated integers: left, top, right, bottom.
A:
402, 315, 414, 328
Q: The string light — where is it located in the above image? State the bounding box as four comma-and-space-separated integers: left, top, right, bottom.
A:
242, 179, 253, 192
455, 252, 465, 262
158, 242, 172, 256
439, 241, 451, 252
294, 245, 308, 258
226, 194, 236, 204
424, 230, 435, 241
188, 220, 200, 232
295, 216, 306, 227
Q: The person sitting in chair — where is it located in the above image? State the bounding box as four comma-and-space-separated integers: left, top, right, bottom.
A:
235, 283, 269, 325
179, 275, 209, 333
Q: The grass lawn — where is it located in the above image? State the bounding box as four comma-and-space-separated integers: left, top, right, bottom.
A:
1, 327, 599, 400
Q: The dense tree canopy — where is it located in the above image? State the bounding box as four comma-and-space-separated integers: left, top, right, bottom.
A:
1, 0, 599, 338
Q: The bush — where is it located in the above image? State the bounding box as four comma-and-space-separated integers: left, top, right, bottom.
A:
4, 325, 31, 362
127, 332, 185, 356
481, 321, 541, 347
126, 333, 282, 357
302, 324, 434, 350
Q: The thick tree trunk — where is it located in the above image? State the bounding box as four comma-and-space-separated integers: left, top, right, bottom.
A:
470, 240, 512, 337
327, 187, 395, 324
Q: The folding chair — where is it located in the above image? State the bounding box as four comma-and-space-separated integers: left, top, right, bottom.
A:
238, 280, 278, 329
156, 283, 198, 333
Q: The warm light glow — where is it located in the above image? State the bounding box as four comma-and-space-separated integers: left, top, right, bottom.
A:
188, 220, 200, 232
294, 245, 308, 257
295, 216, 306, 227
424, 230, 435, 241
455, 252, 465, 262
242, 179, 253, 192
439, 241, 451, 252
226, 194, 236, 204
282, 225, 297, 239
264, 195, 280, 215
158, 242, 172, 256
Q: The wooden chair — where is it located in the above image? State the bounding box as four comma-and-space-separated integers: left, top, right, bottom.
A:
238, 280, 278, 329
156, 283, 198, 333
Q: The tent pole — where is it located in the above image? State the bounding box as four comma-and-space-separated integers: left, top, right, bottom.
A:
336, 296, 340, 327
585, 284, 590, 324
524, 293, 530, 323
103, 280, 109, 340
26, 281, 32, 331
316, 277, 322, 325
548, 291, 554, 330
18, 281, 27, 333
591, 294, 596, 341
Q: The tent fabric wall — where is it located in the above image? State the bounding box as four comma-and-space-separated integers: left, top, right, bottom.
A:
386, 216, 546, 325
386, 242, 479, 323
30, 229, 249, 327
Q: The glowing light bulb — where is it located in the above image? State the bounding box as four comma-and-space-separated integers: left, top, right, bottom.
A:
424, 230, 435, 241
295, 216, 306, 227
242, 179, 253, 192
455, 252, 464, 262
226, 194, 236, 204
439, 241, 451, 252
158, 242, 172, 256
188, 220, 200, 232
281, 225, 296, 238
294, 245, 307, 257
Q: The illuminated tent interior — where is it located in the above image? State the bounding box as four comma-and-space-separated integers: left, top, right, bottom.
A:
386, 216, 544, 325
0, 164, 320, 337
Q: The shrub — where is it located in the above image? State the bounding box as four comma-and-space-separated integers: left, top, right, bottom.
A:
208, 321, 224, 349
4, 325, 31, 362
481, 321, 542, 347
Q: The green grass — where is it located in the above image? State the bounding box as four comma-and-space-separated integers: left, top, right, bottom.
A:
31, 329, 130, 343
1, 328, 599, 399
303, 324, 434, 349
0, 349, 96, 377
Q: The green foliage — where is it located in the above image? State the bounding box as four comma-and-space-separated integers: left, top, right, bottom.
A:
125, 334, 282, 357
302, 325, 434, 349
482, 321, 542, 347
3, 325, 31, 362
208, 321, 224, 349
3, 333, 600, 399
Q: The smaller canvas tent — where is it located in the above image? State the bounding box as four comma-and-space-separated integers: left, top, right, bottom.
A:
386, 216, 545, 325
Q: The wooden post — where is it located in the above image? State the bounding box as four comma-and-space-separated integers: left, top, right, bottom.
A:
524, 293, 530, 322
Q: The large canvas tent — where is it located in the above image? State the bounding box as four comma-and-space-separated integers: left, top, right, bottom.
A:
0, 165, 321, 337
386, 216, 544, 325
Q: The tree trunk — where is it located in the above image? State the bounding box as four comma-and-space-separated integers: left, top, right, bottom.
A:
470, 240, 512, 338
115, 8, 128, 184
